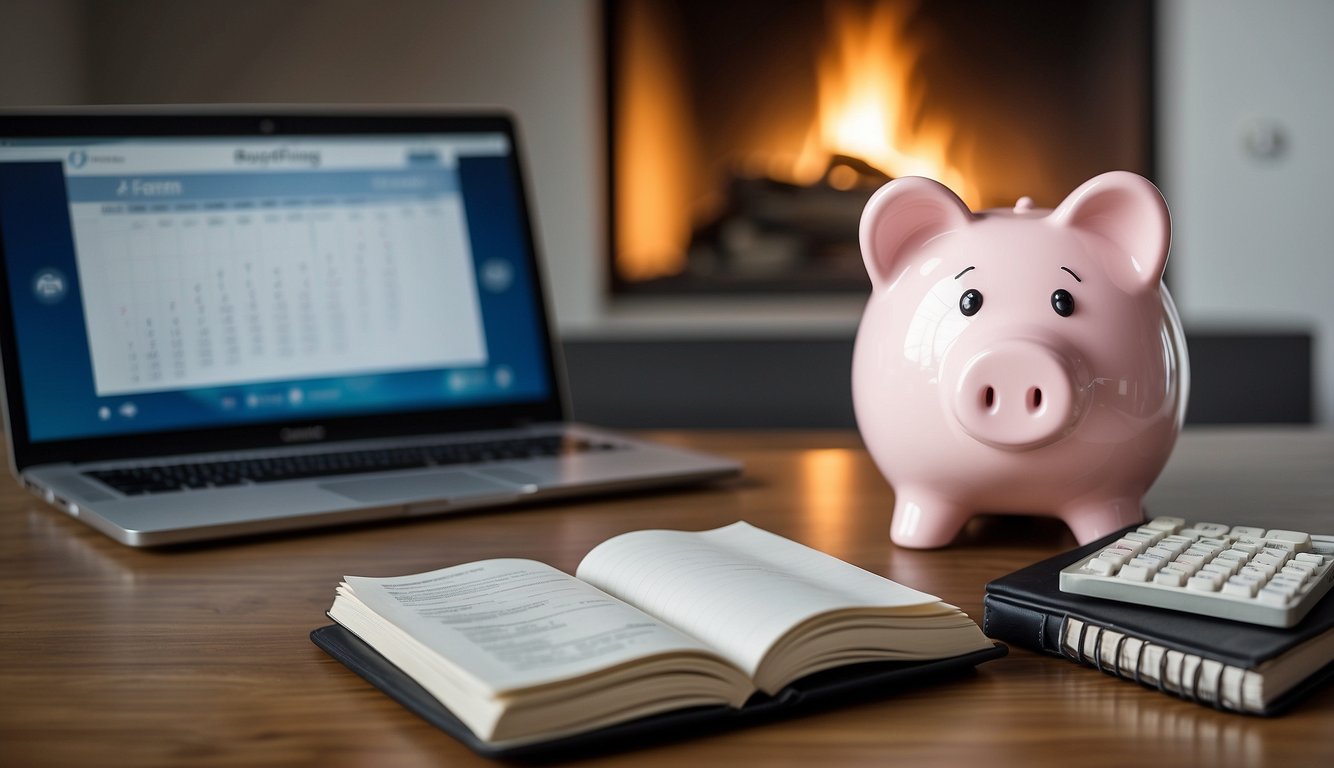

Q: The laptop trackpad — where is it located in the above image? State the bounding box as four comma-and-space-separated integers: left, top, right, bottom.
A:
320, 471, 514, 504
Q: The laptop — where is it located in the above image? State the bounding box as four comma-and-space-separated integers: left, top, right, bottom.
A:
0, 109, 740, 546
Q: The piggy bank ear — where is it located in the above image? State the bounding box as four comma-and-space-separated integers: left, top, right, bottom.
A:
859, 177, 973, 288
1050, 171, 1170, 290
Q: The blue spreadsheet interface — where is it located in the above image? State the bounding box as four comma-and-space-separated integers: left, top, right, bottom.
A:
0, 134, 551, 442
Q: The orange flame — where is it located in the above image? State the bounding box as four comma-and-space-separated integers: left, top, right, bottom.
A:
614, 0, 981, 283
614, 0, 694, 281
794, 0, 977, 206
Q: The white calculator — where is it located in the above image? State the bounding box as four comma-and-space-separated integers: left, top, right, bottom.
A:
1059, 517, 1334, 628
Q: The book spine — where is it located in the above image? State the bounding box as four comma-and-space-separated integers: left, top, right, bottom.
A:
982, 594, 1068, 655
982, 595, 1259, 713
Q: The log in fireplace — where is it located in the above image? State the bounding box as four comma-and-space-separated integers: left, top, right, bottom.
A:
606, 0, 1154, 294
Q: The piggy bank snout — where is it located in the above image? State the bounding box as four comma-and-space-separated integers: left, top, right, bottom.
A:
949, 339, 1083, 450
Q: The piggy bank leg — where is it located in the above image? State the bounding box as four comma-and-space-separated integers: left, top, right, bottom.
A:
890, 490, 971, 549
1058, 498, 1146, 545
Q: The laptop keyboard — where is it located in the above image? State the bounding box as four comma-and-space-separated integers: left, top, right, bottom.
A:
86, 435, 622, 496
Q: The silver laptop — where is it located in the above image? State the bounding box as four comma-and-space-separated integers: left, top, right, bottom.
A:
0, 109, 739, 546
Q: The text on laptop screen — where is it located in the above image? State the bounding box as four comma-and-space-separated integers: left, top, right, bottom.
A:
0, 134, 551, 442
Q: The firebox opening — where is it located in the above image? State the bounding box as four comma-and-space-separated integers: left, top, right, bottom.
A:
606, 0, 1154, 295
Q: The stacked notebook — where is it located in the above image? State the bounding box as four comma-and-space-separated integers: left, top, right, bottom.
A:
984, 529, 1334, 714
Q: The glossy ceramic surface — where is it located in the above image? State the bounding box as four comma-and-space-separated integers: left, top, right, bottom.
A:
852, 171, 1188, 548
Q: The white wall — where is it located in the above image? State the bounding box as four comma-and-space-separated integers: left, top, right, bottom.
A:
1159, 0, 1334, 421
0, 0, 606, 331
0, 0, 86, 103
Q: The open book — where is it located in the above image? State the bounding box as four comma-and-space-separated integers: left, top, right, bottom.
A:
324, 522, 997, 749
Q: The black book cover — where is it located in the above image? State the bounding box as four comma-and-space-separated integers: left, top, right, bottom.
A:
983, 527, 1334, 714
311, 624, 1006, 760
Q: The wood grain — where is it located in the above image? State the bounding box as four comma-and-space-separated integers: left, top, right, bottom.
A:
1, 429, 1330, 767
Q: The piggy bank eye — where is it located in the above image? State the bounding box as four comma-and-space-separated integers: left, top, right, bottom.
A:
1051, 289, 1075, 317
959, 289, 983, 317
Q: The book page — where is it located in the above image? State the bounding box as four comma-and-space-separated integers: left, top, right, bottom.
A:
340, 559, 727, 695
575, 522, 946, 678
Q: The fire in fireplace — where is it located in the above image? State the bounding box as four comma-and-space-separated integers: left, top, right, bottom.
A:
606, 0, 1154, 293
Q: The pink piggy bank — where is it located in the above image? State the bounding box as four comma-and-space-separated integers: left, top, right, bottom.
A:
852, 171, 1188, 548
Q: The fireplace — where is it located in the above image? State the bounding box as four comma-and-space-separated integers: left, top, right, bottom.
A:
606, 0, 1155, 294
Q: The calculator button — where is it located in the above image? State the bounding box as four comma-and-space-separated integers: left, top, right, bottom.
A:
1118, 560, 1157, 581
1172, 554, 1206, 574
1268, 576, 1303, 594
1187, 573, 1222, 591
1230, 539, 1261, 555
1183, 522, 1231, 538
1111, 538, 1147, 556
1124, 532, 1158, 548
1084, 557, 1117, 576
1144, 517, 1185, 533
1260, 546, 1293, 565
1160, 535, 1195, 550
1202, 561, 1238, 578
1240, 563, 1275, 581
1252, 551, 1286, 569
1097, 550, 1132, 569
1222, 577, 1260, 598
1311, 536, 1334, 555
1264, 529, 1313, 553
1257, 587, 1291, 605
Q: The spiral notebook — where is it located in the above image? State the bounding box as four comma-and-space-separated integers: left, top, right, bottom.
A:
983, 528, 1334, 715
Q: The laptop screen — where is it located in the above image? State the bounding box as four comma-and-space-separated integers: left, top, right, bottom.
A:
0, 118, 557, 456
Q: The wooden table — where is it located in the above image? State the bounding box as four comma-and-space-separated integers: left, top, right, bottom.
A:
2, 429, 1331, 767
